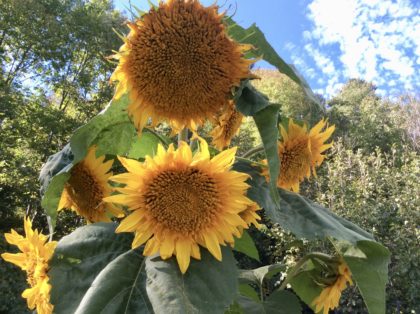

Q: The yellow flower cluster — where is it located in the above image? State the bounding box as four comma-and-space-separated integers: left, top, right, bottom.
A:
2, 218, 57, 314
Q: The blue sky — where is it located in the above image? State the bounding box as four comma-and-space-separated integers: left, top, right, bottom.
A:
113, 0, 419, 99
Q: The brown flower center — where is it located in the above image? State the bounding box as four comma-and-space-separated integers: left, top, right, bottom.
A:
126, 0, 249, 121
279, 138, 311, 183
144, 167, 220, 234
67, 163, 104, 221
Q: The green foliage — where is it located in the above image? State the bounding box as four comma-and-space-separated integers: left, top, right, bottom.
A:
49, 223, 238, 313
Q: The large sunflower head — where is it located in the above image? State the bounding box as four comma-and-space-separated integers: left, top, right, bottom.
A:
211, 102, 244, 149
105, 139, 260, 273
312, 260, 353, 314
58, 146, 123, 223
308, 118, 335, 175
111, 0, 254, 133
1, 217, 57, 314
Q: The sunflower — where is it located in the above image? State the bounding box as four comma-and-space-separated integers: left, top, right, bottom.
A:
312, 260, 353, 314
105, 139, 260, 273
58, 146, 123, 223
211, 102, 244, 149
308, 118, 335, 175
111, 0, 254, 133
1, 218, 57, 314
262, 119, 335, 192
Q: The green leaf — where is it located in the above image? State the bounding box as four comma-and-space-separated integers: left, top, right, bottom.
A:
49, 223, 134, 314
342, 240, 390, 314
239, 284, 260, 302
263, 290, 302, 314
127, 130, 161, 159
239, 264, 286, 287
233, 230, 260, 261
251, 105, 281, 207
225, 18, 319, 105
233, 162, 374, 243
235, 82, 270, 116
39, 144, 74, 227
145, 247, 238, 314
289, 260, 322, 311
70, 95, 133, 163
75, 249, 152, 314
94, 121, 136, 157
234, 291, 301, 314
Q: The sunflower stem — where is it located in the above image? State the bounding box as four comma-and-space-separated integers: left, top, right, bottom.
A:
178, 128, 189, 145
241, 145, 264, 159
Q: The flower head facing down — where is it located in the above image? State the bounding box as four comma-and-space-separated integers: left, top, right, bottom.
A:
312, 260, 353, 314
58, 146, 123, 223
105, 139, 260, 273
111, 0, 253, 133
1, 218, 57, 314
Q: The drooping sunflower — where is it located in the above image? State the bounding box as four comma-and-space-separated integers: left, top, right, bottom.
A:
1, 218, 57, 314
308, 118, 335, 175
105, 139, 260, 273
312, 260, 353, 314
111, 0, 254, 133
211, 102, 244, 149
58, 146, 123, 223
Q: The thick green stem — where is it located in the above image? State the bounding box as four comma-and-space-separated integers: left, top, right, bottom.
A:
178, 128, 189, 145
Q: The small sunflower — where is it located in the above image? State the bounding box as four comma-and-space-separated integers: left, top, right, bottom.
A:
1, 218, 57, 314
309, 118, 335, 175
111, 0, 253, 133
262, 119, 335, 192
105, 139, 260, 273
58, 146, 123, 223
262, 119, 311, 192
312, 260, 353, 314
211, 102, 244, 149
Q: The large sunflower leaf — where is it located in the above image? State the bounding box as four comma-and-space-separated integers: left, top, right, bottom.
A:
145, 247, 238, 314
235, 82, 270, 116
233, 230, 260, 261
251, 105, 281, 207
75, 249, 152, 314
225, 18, 319, 105
232, 290, 301, 314
70, 95, 134, 163
341, 240, 390, 314
39, 144, 73, 227
49, 223, 134, 314
234, 161, 373, 243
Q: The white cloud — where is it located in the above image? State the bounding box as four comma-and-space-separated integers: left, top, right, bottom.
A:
301, 0, 419, 98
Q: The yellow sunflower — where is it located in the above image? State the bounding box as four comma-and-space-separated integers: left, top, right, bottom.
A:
309, 118, 335, 175
312, 260, 353, 314
262, 118, 335, 192
105, 139, 260, 273
111, 0, 254, 133
58, 146, 123, 223
211, 102, 244, 149
1, 218, 57, 314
